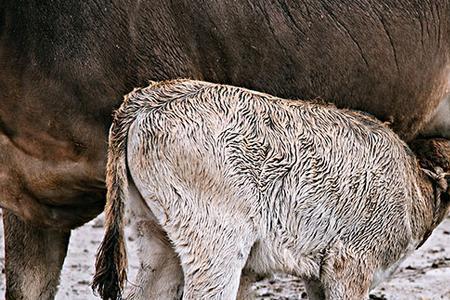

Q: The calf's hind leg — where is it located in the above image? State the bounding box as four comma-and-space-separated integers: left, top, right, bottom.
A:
125, 182, 184, 300
3, 210, 70, 300
126, 220, 183, 300
166, 216, 255, 300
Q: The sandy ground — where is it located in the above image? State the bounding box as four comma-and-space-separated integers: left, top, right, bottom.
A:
0, 213, 449, 299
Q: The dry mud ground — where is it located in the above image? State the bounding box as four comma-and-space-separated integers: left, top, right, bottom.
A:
0, 212, 449, 299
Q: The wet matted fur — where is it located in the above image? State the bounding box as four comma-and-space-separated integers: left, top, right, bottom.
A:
94, 80, 450, 300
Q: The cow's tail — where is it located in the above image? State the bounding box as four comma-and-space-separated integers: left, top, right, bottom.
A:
93, 92, 143, 300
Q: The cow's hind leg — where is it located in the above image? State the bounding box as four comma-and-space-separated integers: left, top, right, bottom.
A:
167, 216, 255, 300
3, 210, 70, 300
126, 220, 183, 300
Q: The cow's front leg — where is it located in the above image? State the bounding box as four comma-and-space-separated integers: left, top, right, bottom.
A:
3, 210, 70, 300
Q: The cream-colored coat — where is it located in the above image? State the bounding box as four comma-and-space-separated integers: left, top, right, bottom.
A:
93, 80, 450, 300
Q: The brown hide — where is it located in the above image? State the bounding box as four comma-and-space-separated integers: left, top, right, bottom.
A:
0, 0, 449, 228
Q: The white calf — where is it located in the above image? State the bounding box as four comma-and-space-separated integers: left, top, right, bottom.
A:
93, 80, 450, 300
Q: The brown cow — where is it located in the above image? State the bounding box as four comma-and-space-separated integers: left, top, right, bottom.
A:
1, 1, 450, 299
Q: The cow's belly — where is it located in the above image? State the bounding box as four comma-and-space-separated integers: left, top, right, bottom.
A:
0, 132, 106, 229
421, 96, 450, 138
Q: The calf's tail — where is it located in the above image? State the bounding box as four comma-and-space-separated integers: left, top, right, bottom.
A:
93, 93, 142, 300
